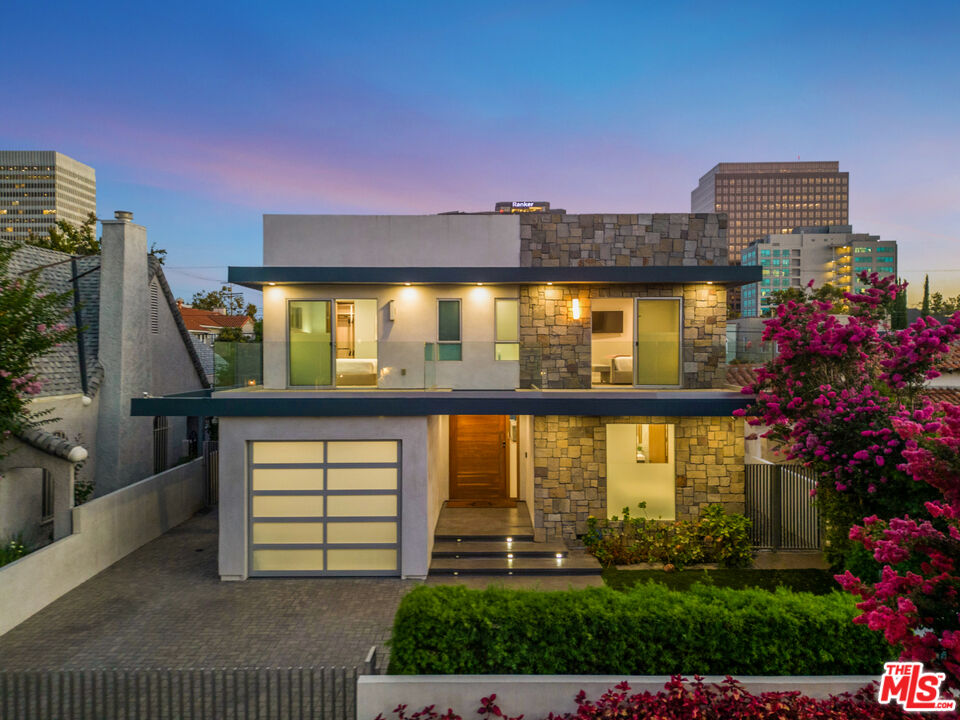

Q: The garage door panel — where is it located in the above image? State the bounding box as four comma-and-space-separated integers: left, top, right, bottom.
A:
253, 442, 325, 464
253, 468, 324, 491
326, 548, 397, 571
252, 522, 326, 544
326, 494, 396, 518
249, 440, 400, 576
326, 467, 396, 490
253, 495, 325, 518
327, 441, 397, 464
252, 549, 325, 572
326, 521, 397, 544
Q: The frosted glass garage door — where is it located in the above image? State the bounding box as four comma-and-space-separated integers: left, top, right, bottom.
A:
249, 440, 400, 576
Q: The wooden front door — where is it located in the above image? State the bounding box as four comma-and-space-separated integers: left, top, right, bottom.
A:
449, 415, 511, 506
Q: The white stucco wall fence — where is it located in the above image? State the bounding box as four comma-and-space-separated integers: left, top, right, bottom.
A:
357, 675, 879, 719
0, 458, 204, 637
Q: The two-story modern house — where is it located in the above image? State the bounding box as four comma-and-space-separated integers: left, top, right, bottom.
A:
133, 211, 759, 580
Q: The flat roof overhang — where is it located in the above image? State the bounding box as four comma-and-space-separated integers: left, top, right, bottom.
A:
131, 389, 752, 418
228, 265, 762, 290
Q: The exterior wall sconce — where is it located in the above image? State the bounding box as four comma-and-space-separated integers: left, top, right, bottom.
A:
571, 297, 581, 320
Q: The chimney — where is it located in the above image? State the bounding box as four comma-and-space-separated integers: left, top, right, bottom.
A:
96, 211, 153, 493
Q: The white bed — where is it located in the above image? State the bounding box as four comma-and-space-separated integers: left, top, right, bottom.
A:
335, 357, 378, 386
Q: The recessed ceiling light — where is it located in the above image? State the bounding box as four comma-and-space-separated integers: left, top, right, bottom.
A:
404, 282, 412, 286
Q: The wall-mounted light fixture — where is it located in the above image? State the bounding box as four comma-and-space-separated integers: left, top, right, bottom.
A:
571, 297, 581, 320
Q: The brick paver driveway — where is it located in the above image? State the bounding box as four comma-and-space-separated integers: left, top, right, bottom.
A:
0, 510, 419, 670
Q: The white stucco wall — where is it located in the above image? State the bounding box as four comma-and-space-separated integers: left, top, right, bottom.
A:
263, 214, 521, 267
519, 414, 535, 525
426, 415, 450, 558
358, 676, 878, 720
0, 459, 203, 637
217, 416, 433, 580
260, 283, 520, 390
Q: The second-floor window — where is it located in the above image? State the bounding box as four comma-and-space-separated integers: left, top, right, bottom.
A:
437, 299, 461, 361
494, 298, 519, 361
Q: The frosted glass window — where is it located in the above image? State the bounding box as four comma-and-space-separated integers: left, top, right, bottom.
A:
252, 522, 325, 544
495, 299, 518, 341
635, 299, 681, 386
289, 300, 332, 386
327, 468, 397, 490
253, 495, 325, 518
326, 521, 397, 544
253, 468, 323, 491
326, 548, 397, 571
327, 441, 397, 464
327, 494, 396, 517
253, 441, 324, 464
252, 549, 325, 571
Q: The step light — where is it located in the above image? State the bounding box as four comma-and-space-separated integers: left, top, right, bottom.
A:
506, 537, 513, 543
507, 553, 514, 559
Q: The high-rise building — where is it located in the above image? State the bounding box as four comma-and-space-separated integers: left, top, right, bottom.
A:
691, 161, 849, 263
0, 151, 96, 240
740, 225, 896, 317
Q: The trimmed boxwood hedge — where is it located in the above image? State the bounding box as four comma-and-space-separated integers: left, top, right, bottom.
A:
387, 583, 893, 675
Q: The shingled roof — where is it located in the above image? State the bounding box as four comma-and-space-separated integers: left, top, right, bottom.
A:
7, 243, 102, 398
7, 243, 209, 400
179, 306, 251, 331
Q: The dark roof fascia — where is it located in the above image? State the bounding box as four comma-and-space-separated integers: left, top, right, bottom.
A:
149, 258, 212, 389
228, 265, 762, 289
131, 390, 752, 418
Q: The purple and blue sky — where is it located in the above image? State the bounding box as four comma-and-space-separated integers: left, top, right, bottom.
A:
3, 0, 959, 305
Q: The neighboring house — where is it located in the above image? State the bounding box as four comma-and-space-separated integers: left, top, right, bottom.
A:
133, 212, 759, 580
178, 302, 255, 345
0, 211, 209, 547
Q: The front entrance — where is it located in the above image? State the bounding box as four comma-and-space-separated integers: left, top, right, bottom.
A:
449, 415, 512, 507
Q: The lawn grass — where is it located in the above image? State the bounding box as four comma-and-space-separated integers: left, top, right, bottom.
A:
602, 567, 839, 594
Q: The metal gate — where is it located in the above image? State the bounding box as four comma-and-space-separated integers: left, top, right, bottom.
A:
745, 463, 821, 550
204, 440, 219, 507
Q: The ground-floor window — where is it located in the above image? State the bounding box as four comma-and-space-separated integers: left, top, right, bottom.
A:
605, 423, 676, 520
249, 440, 400, 576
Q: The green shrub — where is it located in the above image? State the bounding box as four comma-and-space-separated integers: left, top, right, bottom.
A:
583, 503, 752, 568
387, 583, 892, 675
0, 534, 29, 567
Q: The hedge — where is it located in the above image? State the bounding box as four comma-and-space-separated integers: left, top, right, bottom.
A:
387, 583, 893, 675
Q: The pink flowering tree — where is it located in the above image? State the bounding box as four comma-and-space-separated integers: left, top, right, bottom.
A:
735, 272, 960, 567
836, 402, 960, 688
0, 242, 77, 461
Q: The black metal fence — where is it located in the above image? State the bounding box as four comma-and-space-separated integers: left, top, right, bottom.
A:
0, 662, 374, 720
203, 440, 219, 507
153, 416, 169, 475
745, 463, 821, 550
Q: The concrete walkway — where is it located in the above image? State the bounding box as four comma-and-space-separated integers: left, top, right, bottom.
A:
0, 510, 418, 670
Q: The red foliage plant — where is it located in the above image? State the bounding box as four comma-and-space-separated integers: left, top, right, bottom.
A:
374, 678, 944, 720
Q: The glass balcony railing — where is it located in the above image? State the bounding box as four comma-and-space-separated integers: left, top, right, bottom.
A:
213, 341, 263, 389
213, 341, 543, 391
725, 329, 777, 364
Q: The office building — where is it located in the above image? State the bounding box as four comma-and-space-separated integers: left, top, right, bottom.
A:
691, 161, 849, 263
740, 225, 896, 317
0, 151, 96, 240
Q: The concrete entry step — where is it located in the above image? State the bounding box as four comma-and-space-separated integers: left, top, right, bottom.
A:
432, 540, 568, 558
429, 553, 602, 576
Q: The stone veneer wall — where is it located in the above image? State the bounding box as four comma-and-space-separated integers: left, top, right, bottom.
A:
519, 284, 727, 389
533, 415, 744, 541
519, 213, 727, 268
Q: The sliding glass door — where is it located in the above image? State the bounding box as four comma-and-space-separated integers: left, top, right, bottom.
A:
289, 300, 333, 386
634, 298, 682, 386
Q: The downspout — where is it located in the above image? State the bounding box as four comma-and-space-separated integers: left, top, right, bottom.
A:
71, 257, 89, 397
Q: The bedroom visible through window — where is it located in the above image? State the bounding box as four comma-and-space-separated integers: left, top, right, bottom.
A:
334, 298, 378, 387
